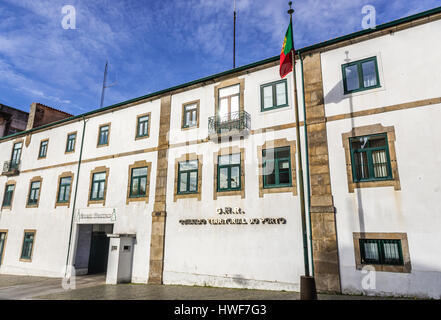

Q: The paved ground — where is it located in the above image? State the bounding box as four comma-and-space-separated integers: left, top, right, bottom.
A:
0, 274, 105, 300
0, 274, 408, 300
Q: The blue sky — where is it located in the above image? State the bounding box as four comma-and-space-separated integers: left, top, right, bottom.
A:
0, 0, 439, 115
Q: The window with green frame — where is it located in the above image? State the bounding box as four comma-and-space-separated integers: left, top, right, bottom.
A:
178, 160, 198, 194
342, 56, 380, 94
182, 104, 198, 128
137, 115, 149, 138
359, 239, 404, 266
57, 177, 72, 203
217, 153, 241, 191
349, 133, 392, 182
263, 146, 292, 188
98, 125, 109, 145
38, 140, 48, 158
66, 133, 76, 152
21, 231, 35, 260
260, 79, 288, 111
2, 184, 15, 207
129, 167, 148, 198
28, 181, 41, 205
90, 172, 106, 200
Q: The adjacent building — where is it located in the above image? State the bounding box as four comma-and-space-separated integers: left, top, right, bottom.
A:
0, 7, 440, 298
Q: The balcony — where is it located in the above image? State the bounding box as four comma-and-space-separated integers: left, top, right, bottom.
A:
2, 160, 20, 176
208, 111, 251, 140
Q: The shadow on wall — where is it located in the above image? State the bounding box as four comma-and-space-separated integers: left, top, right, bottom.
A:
323, 64, 366, 234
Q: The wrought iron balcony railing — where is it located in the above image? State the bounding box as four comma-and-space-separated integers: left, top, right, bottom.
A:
2, 160, 20, 176
208, 110, 251, 139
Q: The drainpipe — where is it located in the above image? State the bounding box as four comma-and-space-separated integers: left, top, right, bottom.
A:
64, 116, 87, 278
299, 50, 314, 276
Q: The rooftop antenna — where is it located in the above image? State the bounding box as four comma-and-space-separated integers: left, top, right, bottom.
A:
100, 61, 117, 108
233, 0, 236, 68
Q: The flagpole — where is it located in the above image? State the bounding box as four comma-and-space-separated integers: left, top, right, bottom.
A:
233, 0, 236, 68
287, 1, 317, 300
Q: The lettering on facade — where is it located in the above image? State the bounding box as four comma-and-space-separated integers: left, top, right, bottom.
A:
75, 209, 117, 223
179, 207, 287, 226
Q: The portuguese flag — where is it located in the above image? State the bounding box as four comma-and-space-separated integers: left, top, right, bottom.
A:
279, 23, 294, 78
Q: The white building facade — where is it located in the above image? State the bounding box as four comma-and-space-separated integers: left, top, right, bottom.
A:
0, 8, 440, 298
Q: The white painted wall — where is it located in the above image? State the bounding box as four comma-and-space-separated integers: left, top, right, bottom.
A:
0, 100, 160, 284
163, 64, 309, 291
322, 19, 441, 298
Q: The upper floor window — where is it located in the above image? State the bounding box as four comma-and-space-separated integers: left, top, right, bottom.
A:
2, 184, 15, 208
136, 114, 150, 138
342, 56, 380, 94
129, 167, 148, 198
182, 102, 199, 129
350, 133, 392, 182
218, 84, 240, 120
178, 160, 198, 194
57, 177, 72, 203
27, 180, 41, 206
20, 230, 35, 262
38, 139, 48, 159
97, 124, 110, 146
261, 80, 288, 111
217, 153, 241, 192
66, 133, 76, 153
359, 239, 403, 266
90, 172, 106, 200
11, 142, 22, 166
263, 146, 292, 188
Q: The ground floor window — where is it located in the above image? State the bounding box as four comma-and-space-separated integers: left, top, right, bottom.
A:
359, 239, 403, 266
353, 232, 411, 273
20, 230, 35, 262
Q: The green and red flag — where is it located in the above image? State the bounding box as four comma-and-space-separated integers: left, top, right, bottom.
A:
279, 23, 294, 78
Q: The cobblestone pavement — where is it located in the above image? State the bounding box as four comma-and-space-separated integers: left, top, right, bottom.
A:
0, 274, 409, 300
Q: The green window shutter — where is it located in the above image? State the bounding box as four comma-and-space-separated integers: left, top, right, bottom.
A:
98, 126, 109, 145
38, 141, 48, 158
57, 177, 72, 203
66, 134, 76, 152
342, 56, 380, 94
129, 167, 148, 197
2, 185, 14, 207
183, 104, 198, 128
137, 116, 149, 137
263, 147, 292, 188
90, 172, 106, 200
28, 181, 41, 205
21, 232, 35, 260
359, 239, 403, 266
260, 80, 289, 111
349, 133, 392, 182
177, 160, 198, 194
217, 154, 241, 192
